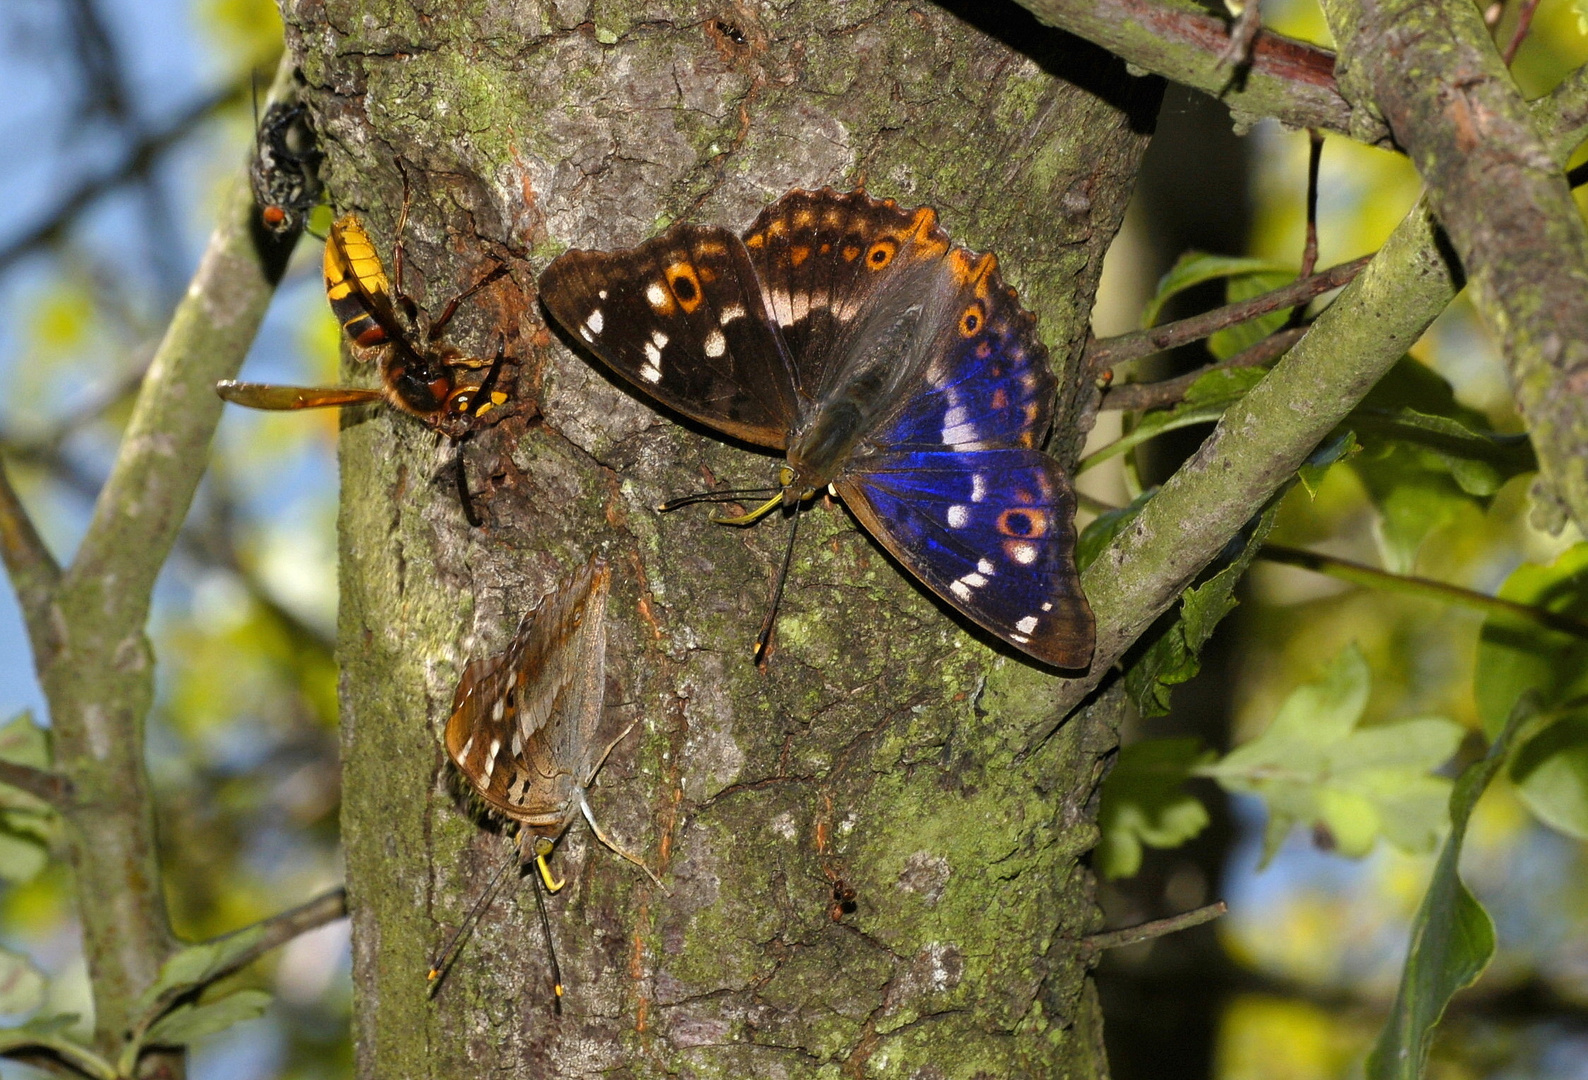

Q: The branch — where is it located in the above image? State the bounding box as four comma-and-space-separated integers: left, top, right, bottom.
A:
35, 53, 305, 1051
0, 83, 238, 275
1100, 325, 1307, 412
1009, 0, 1393, 146
1083, 901, 1227, 953
0, 760, 72, 811
1321, 0, 1588, 539
1085, 254, 1367, 374
0, 459, 60, 664
1260, 544, 1588, 639
195, 887, 348, 988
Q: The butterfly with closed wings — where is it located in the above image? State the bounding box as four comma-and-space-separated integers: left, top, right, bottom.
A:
430, 554, 663, 998
538, 188, 1095, 668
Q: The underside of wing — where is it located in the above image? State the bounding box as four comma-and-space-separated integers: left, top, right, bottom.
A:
215, 381, 385, 410
838, 449, 1094, 669
538, 223, 799, 448
444, 556, 612, 822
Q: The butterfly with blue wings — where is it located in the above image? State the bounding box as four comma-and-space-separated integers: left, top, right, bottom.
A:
537, 188, 1094, 668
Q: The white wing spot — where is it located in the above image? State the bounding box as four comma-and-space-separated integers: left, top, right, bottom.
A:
482, 737, 502, 783
950, 580, 972, 601
971, 474, 987, 503
585, 309, 604, 335
1016, 615, 1039, 634
510, 731, 522, 758
942, 423, 982, 447
491, 698, 505, 721
720, 304, 746, 323
978, 558, 994, 576
1009, 541, 1037, 565
1041, 601, 1053, 612
646, 283, 668, 309
579, 326, 593, 343
458, 733, 475, 760
598, 289, 608, 299
704, 329, 726, 357
644, 341, 662, 365
651, 330, 669, 348
946, 504, 969, 529
963, 573, 987, 588
943, 406, 968, 428
640, 364, 662, 383
1011, 633, 1031, 644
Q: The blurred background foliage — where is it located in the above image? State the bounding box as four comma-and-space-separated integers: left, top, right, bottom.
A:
0, 0, 1584, 1077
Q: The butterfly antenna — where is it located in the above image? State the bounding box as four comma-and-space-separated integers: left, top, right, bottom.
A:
530, 860, 565, 1011
754, 506, 802, 663
427, 846, 519, 989
656, 486, 779, 513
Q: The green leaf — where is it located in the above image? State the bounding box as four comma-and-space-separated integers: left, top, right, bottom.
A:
1076, 490, 1154, 572
1140, 252, 1289, 329
0, 947, 46, 1014
0, 1016, 111, 1080
134, 925, 268, 1016
1124, 501, 1279, 717
0, 713, 50, 770
141, 989, 271, 1049
1096, 739, 1214, 879
1474, 544, 1588, 836
1207, 268, 1294, 360
1297, 430, 1360, 498
1198, 644, 1463, 865
1346, 358, 1536, 572
1365, 695, 1545, 1080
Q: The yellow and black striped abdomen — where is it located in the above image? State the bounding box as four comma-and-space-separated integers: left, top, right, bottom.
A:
324, 215, 392, 348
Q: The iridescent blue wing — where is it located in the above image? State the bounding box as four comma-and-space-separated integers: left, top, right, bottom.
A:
869, 247, 1057, 451
837, 450, 1093, 668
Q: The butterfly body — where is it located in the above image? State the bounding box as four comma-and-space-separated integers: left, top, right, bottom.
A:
539, 188, 1094, 668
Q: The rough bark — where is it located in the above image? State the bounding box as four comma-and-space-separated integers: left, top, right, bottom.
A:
287, 1, 1155, 1075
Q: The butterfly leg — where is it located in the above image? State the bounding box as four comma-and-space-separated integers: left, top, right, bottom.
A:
577, 792, 667, 890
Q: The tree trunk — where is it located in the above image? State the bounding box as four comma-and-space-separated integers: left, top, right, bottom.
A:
287, 1, 1156, 1074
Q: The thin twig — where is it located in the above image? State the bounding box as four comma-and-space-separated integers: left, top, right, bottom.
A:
1100, 325, 1307, 412
1259, 544, 1588, 639
0, 459, 61, 662
1084, 901, 1228, 953
0, 83, 239, 275
0, 760, 72, 810
1084, 255, 1369, 375
1297, 131, 1324, 280
199, 887, 349, 980
1502, 0, 1543, 65
1217, 2, 1263, 70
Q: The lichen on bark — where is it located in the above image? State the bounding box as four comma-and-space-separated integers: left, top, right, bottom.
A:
290, 1, 1155, 1074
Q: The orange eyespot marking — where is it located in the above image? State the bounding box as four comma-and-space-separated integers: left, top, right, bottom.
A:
746, 232, 765, 249
790, 245, 810, 267
842, 244, 861, 262
865, 239, 896, 270
959, 303, 984, 337
819, 242, 831, 255
997, 507, 1048, 538
666, 263, 703, 312
698, 264, 718, 284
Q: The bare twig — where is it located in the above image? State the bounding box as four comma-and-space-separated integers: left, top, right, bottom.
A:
0, 460, 61, 663
1101, 325, 1307, 412
1084, 902, 1228, 953
1216, 3, 1263, 71
0, 83, 239, 275
1501, 0, 1542, 64
1085, 255, 1367, 375
198, 887, 348, 985
0, 760, 72, 810
1298, 131, 1324, 280
1259, 544, 1588, 639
